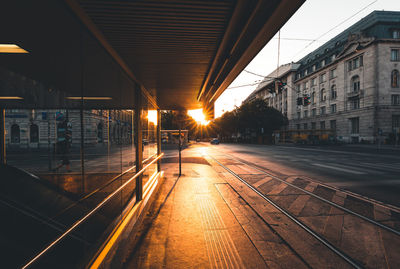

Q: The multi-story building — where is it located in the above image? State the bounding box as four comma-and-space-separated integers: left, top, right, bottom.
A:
250, 11, 400, 143
4, 109, 134, 149
244, 63, 300, 120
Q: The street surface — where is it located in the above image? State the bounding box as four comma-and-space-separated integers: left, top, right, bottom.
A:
199, 143, 400, 208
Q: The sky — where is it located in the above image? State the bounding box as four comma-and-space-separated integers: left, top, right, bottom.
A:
214, 0, 400, 118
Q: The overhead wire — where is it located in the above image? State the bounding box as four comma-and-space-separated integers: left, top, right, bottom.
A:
290, 0, 378, 60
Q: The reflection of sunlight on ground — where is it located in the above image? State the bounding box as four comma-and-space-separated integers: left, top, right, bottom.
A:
198, 146, 208, 157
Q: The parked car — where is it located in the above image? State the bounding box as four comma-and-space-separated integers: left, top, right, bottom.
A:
210, 138, 220, 145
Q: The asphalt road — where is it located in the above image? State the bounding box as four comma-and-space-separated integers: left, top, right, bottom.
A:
202, 143, 400, 208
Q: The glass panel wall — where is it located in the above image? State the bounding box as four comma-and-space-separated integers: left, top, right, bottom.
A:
0, 1, 157, 268
141, 95, 158, 189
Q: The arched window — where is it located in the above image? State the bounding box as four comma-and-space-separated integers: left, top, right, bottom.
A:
311, 91, 315, 104
11, 124, 20, 143
320, 88, 326, 102
331, 85, 337, 99
351, 75, 360, 92
392, 70, 399, 88
30, 124, 39, 143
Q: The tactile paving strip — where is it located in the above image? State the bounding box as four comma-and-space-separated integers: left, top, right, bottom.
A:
196, 184, 244, 269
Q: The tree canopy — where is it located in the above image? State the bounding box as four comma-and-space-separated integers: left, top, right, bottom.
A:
212, 98, 287, 141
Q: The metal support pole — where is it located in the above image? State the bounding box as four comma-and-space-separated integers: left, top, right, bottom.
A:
107, 110, 110, 171
48, 117, 51, 171
0, 109, 6, 165
134, 84, 143, 201
179, 123, 182, 176
157, 109, 161, 172
80, 108, 85, 194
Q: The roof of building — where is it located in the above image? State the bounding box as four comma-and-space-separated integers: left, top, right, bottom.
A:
297, 10, 400, 66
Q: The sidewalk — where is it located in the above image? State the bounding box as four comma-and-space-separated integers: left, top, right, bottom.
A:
112, 158, 267, 268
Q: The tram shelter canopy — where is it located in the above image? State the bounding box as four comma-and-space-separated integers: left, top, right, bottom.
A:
0, 0, 304, 116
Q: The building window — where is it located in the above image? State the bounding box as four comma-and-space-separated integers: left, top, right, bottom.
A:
30, 124, 39, 143
392, 95, 400, 105
350, 117, 359, 134
311, 77, 316, 86
393, 30, 400, 39
296, 124, 300, 130
330, 68, 337, 79
312, 65, 316, 72
311, 92, 315, 104
297, 112, 301, 119
392, 70, 399, 88
348, 55, 363, 71
350, 98, 360, 110
331, 85, 337, 99
320, 88, 326, 102
331, 54, 336, 62
391, 49, 399, 61
393, 115, 400, 129
304, 110, 308, 118
351, 75, 360, 92
311, 122, 316, 129
331, 104, 337, 113
11, 124, 20, 143
312, 108, 316, 117
321, 106, 326, 115
321, 59, 326, 67
320, 73, 326, 83
320, 121, 325, 130
304, 123, 308, 129
330, 120, 336, 130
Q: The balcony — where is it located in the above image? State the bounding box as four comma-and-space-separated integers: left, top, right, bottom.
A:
347, 90, 363, 99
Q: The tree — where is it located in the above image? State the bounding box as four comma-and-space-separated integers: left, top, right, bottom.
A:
213, 98, 287, 143
161, 110, 198, 139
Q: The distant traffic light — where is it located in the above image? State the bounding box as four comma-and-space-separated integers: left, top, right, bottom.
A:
303, 95, 311, 106
277, 80, 286, 93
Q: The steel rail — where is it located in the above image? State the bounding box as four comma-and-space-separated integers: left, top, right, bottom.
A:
218, 152, 400, 237
209, 154, 362, 269
22, 153, 164, 269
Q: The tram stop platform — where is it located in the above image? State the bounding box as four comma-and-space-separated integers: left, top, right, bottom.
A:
95, 145, 376, 269
99, 151, 268, 268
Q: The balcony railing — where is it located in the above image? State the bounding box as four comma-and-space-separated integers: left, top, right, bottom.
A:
347, 90, 363, 98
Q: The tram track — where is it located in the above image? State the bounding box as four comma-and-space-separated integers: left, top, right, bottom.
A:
204, 148, 400, 268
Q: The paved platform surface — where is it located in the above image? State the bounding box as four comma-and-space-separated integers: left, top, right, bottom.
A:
111, 145, 400, 269
118, 162, 268, 268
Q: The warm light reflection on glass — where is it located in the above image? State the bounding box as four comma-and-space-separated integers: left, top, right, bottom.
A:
0, 96, 23, 100
0, 44, 29, 53
148, 110, 157, 125
188, 109, 209, 125
65, 97, 112, 100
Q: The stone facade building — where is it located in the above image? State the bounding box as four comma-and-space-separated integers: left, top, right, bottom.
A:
249, 11, 400, 143
5, 109, 133, 149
